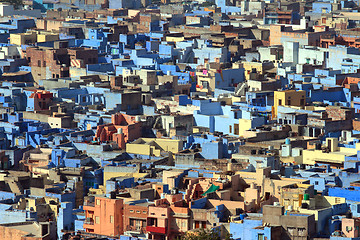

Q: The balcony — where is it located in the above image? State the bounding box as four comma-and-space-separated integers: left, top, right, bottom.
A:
84, 219, 94, 225
84, 196, 95, 207
146, 226, 167, 234
83, 218, 95, 229
126, 225, 146, 234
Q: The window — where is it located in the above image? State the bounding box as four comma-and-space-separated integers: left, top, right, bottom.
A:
258, 234, 264, 240
298, 228, 306, 236
287, 100, 291, 105
95, 216, 100, 224
43, 61, 46, 67
229, 125, 232, 133
136, 210, 140, 213
38, 60, 41, 67
143, 211, 147, 214
315, 181, 319, 185
96, 199, 100, 205
130, 210, 134, 213
110, 215, 114, 223
278, 99, 282, 105
287, 227, 296, 236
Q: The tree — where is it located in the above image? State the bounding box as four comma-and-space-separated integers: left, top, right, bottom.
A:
201, 1, 214, 7
177, 228, 233, 240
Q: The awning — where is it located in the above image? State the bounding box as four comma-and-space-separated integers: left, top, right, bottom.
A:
201, 184, 220, 196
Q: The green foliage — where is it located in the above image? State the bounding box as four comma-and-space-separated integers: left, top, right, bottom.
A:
177, 228, 233, 240
201, 1, 214, 7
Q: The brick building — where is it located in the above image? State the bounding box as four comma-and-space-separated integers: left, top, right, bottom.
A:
94, 113, 142, 149
26, 44, 98, 83
123, 200, 154, 236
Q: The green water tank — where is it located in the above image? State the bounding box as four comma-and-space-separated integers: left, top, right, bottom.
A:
304, 194, 310, 200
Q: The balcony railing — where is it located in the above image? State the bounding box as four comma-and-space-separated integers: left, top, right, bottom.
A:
126, 225, 146, 233
146, 226, 167, 234
84, 220, 94, 225
84, 201, 95, 207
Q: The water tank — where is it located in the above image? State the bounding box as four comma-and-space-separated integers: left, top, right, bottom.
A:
273, 202, 280, 206
239, 214, 246, 220
135, 116, 141, 122
117, 128, 123, 134
285, 138, 291, 145
167, 71, 171, 76
94, 183, 99, 189
303, 193, 310, 200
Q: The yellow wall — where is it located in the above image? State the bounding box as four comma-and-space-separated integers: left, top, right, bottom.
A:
274, 90, 306, 118
238, 119, 252, 136
165, 36, 185, 42
9, 34, 22, 45
242, 62, 264, 80
10, 33, 37, 45
37, 34, 59, 43
126, 138, 183, 156
126, 143, 151, 156
154, 138, 183, 153
323, 196, 346, 205
302, 146, 358, 165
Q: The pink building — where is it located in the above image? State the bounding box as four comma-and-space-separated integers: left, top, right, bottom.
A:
342, 217, 360, 238
146, 194, 190, 240
94, 113, 142, 149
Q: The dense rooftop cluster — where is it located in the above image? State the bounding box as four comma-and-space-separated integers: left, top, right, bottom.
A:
2, 0, 360, 239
